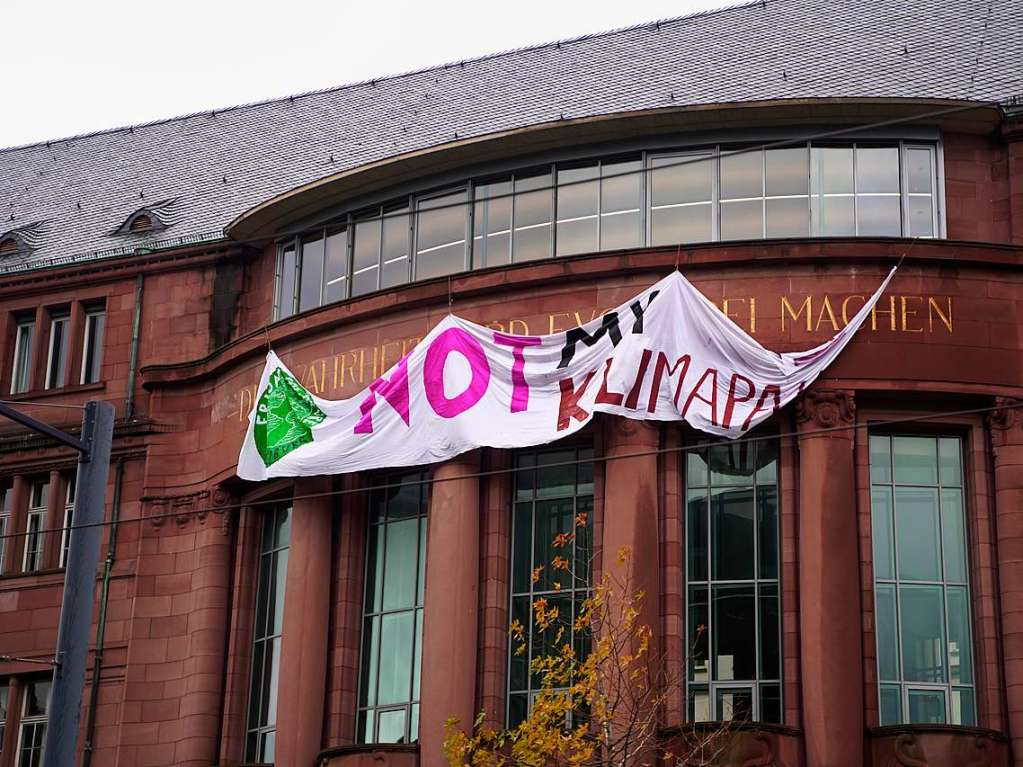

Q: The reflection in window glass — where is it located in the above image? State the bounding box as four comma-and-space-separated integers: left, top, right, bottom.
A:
415, 192, 468, 280
246, 505, 291, 762
508, 446, 593, 727
600, 159, 642, 250
513, 173, 553, 262
276, 245, 297, 320
473, 180, 513, 268
45, 312, 70, 390
556, 165, 599, 257
906, 147, 937, 237
870, 434, 974, 725
299, 234, 325, 312
81, 310, 106, 385
856, 147, 901, 236
11, 320, 35, 395
358, 472, 428, 744
720, 150, 764, 240
17, 679, 49, 767
323, 226, 349, 304
687, 438, 780, 722
765, 148, 809, 237
649, 153, 713, 245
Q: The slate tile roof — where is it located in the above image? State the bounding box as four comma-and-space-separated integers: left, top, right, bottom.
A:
0, 0, 1020, 273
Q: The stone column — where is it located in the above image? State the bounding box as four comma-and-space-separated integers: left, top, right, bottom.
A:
275, 477, 334, 767
601, 417, 661, 728
989, 397, 1023, 765
420, 453, 481, 767
796, 389, 863, 767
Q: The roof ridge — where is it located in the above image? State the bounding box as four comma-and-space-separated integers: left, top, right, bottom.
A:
0, 0, 764, 154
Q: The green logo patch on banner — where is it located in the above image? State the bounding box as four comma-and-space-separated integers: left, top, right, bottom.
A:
254, 368, 327, 467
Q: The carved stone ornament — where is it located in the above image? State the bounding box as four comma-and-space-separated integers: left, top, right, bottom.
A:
987, 397, 1023, 450
147, 490, 210, 530
796, 388, 856, 430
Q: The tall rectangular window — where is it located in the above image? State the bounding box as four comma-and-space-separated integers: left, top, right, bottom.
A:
414, 191, 468, 281
508, 446, 593, 727
0, 481, 10, 574
16, 679, 49, 767
276, 244, 298, 320
10, 319, 34, 395
686, 439, 781, 722
22, 480, 47, 573
358, 472, 428, 744
60, 475, 76, 569
245, 505, 291, 763
80, 308, 105, 385
45, 312, 69, 390
870, 434, 974, 726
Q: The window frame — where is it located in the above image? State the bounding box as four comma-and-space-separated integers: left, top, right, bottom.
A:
44, 310, 70, 390
506, 444, 595, 727
79, 306, 106, 385
273, 139, 943, 320
356, 470, 429, 745
59, 474, 76, 569
14, 677, 49, 767
21, 479, 47, 573
868, 431, 976, 727
10, 318, 35, 395
684, 437, 782, 723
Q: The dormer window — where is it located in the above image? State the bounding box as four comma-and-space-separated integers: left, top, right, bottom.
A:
128, 214, 154, 233
0, 238, 18, 256
113, 199, 181, 236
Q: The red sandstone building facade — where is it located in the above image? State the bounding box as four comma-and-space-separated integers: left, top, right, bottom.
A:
0, 2, 1021, 766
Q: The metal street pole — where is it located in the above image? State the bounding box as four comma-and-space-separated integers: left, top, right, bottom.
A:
41, 401, 114, 767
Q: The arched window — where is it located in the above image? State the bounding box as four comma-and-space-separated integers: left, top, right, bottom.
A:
128, 213, 153, 233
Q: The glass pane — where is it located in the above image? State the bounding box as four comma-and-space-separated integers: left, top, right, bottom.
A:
512, 503, 533, 594
556, 218, 599, 257
272, 550, 288, 635
812, 147, 854, 194
536, 451, 576, 499
508, 693, 528, 727
907, 148, 933, 194
47, 316, 68, 389
721, 200, 762, 240
650, 154, 713, 206
856, 147, 900, 193
870, 435, 892, 483
894, 437, 937, 485
857, 196, 901, 236
689, 586, 709, 682
416, 192, 467, 279
908, 196, 934, 237
381, 208, 411, 288
687, 490, 708, 582
650, 204, 712, 246
721, 150, 762, 199
896, 487, 941, 581
872, 487, 895, 580
366, 525, 385, 612
758, 486, 778, 580
600, 210, 642, 251
557, 166, 598, 219
879, 684, 902, 725
689, 686, 711, 722
277, 247, 296, 318
23, 680, 49, 716
711, 488, 754, 581
600, 160, 642, 249
766, 197, 809, 237
377, 708, 407, 743
687, 448, 708, 487
323, 227, 348, 303
383, 518, 420, 610
713, 585, 756, 681
299, 234, 325, 311
709, 443, 754, 484
534, 499, 573, 592
941, 489, 967, 583
358, 710, 374, 743
513, 173, 552, 262
908, 688, 946, 724
766, 148, 809, 196
901, 585, 946, 683
938, 438, 962, 487
377, 611, 414, 704
760, 683, 781, 723
353, 215, 382, 295
946, 586, 973, 685
817, 196, 855, 236
716, 687, 754, 721
952, 687, 976, 726
412, 609, 423, 699
360, 616, 380, 706
510, 597, 530, 690
759, 583, 780, 679
474, 181, 512, 268
875, 583, 900, 681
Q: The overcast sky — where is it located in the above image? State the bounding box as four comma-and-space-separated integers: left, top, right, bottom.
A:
1, 0, 729, 149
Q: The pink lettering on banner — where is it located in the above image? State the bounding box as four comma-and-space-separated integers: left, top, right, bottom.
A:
354, 357, 411, 434
722, 372, 756, 430
494, 332, 542, 413
424, 327, 492, 418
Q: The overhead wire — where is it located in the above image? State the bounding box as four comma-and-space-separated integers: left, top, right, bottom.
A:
0, 400, 1019, 545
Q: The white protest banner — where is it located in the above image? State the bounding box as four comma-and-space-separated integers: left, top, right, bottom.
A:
237, 267, 896, 480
